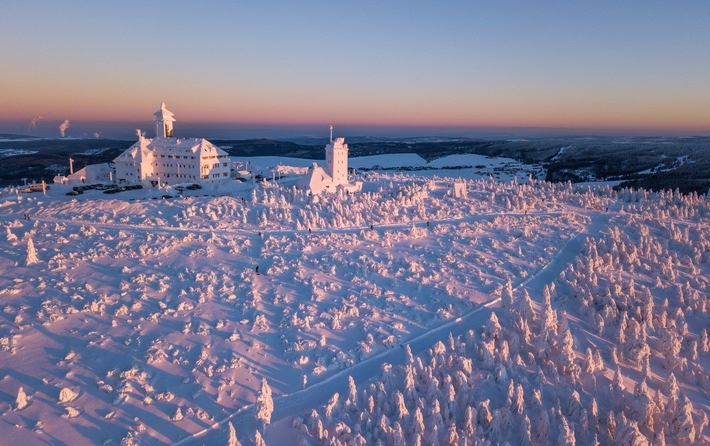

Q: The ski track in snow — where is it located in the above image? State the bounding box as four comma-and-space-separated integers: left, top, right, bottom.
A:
175, 209, 618, 445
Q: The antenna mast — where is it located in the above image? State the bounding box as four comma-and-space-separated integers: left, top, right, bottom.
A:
329, 124, 333, 143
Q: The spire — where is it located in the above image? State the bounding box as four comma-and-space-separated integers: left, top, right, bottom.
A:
329, 124, 334, 143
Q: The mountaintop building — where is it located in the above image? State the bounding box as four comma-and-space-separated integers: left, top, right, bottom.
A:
299, 126, 362, 194
113, 103, 231, 186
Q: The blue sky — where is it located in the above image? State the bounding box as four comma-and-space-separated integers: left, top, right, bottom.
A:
1, 1, 709, 137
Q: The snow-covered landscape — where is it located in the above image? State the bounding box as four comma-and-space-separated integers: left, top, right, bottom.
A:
0, 154, 708, 446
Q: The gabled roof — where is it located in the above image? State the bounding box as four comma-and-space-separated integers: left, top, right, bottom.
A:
114, 138, 154, 163
298, 163, 333, 194
113, 137, 227, 164
149, 137, 228, 157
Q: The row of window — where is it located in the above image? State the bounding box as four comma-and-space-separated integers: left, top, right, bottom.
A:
159, 154, 195, 159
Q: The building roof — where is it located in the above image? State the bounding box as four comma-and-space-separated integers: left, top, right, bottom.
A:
298, 163, 333, 194
114, 137, 227, 163
114, 137, 153, 163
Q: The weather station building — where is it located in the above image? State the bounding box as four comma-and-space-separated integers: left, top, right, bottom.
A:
299, 126, 362, 194
114, 103, 231, 186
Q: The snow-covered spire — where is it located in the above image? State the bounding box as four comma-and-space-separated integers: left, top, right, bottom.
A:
154, 102, 175, 138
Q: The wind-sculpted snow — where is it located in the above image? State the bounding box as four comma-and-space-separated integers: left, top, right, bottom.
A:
285, 189, 709, 446
0, 175, 707, 445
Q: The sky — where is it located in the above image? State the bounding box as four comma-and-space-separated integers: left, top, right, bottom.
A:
1, 1, 709, 138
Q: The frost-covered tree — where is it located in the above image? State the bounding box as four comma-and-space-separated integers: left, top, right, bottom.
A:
346, 376, 358, 411
26, 237, 39, 265
535, 410, 551, 444
613, 367, 626, 393
557, 416, 575, 446
670, 394, 696, 444
442, 423, 458, 446
583, 348, 596, 375
463, 405, 477, 437
632, 380, 656, 431
484, 312, 502, 341
227, 422, 242, 446
412, 407, 425, 436
254, 429, 266, 446
615, 420, 649, 446
15, 386, 28, 410
517, 289, 536, 322
700, 328, 709, 354
501, 277, 514, 310
392, 391, 408, 421
255, 378, 274, 430
520, 414, 533, 446
391, 421, 406, 446
487, 409, 502, 442
325, 392, 340, 422
504, 384, 519, 416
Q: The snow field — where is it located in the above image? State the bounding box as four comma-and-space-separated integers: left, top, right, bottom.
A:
0, 172, 707, 445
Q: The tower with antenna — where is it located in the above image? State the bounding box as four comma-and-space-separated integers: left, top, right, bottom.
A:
324, 125, 348, 186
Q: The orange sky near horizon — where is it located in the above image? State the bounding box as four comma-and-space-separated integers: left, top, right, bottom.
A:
1, 2, 709, 136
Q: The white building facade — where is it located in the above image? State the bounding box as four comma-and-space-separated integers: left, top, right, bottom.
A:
114, 104, 231, 186
299, 126, 362, 194
325, 136, 349, 186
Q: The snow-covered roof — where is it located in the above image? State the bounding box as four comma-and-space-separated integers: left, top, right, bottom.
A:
114, 138, 153, 163
298, 163, 333, 194
113, 137, 227, 163
327, 137, 348, 152
153, 102, 175, 123
150, 137, 228, 157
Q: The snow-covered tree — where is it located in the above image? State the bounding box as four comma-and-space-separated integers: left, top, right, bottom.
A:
26, 237, 39, 265
15, 386, 28, 410
227, 421, 242, 446
254, 429, 266, 446
346, 376, 358, 411
615, 420, 649, 446
670, 394, 696, 444
255, 378, 274, 430
557, 416, 575, 446
535, 410, 551, 444
392, 391, 408, 420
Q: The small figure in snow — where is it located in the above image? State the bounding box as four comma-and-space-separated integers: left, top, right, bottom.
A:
370, 224, 374, 231
302, 374, 307, 389
426, 220, 430, 227
255, 266, 260, 275
308, 228, 311, 234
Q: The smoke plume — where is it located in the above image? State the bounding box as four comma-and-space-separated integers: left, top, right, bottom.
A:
59, 119, 70, 138
28, 116, 44, 129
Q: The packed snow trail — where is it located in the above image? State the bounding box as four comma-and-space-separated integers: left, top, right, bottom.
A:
175, 208, 617, 445
0, 208, 561, 238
